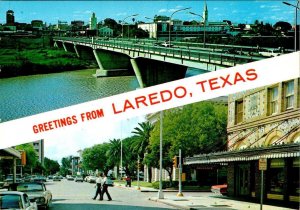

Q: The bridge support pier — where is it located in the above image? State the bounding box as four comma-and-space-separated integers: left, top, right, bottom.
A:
93, 49, 107, 77
62, 42, 68, 52
131, 58, 187, 87
130, 59, 144, 88
73, 45, 80, 58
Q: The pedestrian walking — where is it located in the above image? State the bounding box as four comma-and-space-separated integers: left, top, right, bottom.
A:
92, 173, 102, 200
125, 175, 131, 187
100, 173, 112, 201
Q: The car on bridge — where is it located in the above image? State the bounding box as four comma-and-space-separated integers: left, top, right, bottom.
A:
160, 41, 174, 48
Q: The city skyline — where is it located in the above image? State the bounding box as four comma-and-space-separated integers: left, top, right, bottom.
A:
0, 1, 296, 26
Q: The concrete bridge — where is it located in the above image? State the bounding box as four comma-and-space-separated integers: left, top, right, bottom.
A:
53, 37, 263, 88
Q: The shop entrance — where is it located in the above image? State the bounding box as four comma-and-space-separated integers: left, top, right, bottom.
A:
236, 163, 250, 196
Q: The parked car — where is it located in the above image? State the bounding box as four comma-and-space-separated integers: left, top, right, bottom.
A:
106, 178, 114, 187
3, 174, 23, 188
53, 176, 61, 181
74, 176, 83, 182
9, 182, 52, 209
47, 175, 53, 180
87, 176, 96, 183
66, 175, 74, 181
32, 176, 46, 183
211, 184, 228, 195
0, 191, 37, 210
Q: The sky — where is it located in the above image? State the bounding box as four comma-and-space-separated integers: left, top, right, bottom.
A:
0, 1, 297, 26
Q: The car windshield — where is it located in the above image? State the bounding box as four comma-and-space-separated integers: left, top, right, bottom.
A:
0, 194, 22, 209
16, 183, 44, 192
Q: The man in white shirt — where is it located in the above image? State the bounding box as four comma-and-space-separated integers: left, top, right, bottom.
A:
100, 173, 112, 201
92, 173, 102, 200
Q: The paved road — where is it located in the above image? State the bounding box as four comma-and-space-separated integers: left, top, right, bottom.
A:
45, 179, 175, 210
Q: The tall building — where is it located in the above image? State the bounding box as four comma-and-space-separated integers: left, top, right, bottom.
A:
89, 12, 97, 30
32, 139, 44, 166
6, 10, 14, 26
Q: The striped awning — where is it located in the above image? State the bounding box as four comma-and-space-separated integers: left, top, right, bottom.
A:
184, 143, 300, 165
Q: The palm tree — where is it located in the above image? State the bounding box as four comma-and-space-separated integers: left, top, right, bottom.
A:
106, 139, 121, 176
131, 122, 154, 183
131, 122, 154, 158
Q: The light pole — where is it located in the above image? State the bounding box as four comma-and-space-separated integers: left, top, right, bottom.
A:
158, 110, 164, 199
168, 7, 191, 46
122, 14, 139, 40
283, 1, 300, 51
189, 12, 206, 47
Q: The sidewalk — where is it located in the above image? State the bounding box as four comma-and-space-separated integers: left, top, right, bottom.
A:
115, 184, 296, 210
149, 195, 296, 210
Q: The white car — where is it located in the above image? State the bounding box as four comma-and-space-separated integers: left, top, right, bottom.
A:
160, 41, 174, 47
0, 191, 37, 210
9, 182, 52, 209
74, 176, 83, 182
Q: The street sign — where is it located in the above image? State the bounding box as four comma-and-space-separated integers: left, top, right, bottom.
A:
259, 158, 267, 171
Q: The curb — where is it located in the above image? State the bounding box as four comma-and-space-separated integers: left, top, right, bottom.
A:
149, 197, 190, 210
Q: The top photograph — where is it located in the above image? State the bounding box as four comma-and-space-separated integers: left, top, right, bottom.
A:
0, 0, 298, 122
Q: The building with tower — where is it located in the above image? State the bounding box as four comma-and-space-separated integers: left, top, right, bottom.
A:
89, 12, 97, 30
138, 1, 231, 40
6, 10, 14, 26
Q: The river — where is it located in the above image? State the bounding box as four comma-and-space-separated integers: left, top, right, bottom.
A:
0, 68, 206, 122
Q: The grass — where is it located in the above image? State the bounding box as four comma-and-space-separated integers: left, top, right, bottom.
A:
114, 181, 153, 188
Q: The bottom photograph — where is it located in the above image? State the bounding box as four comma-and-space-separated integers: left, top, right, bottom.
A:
0, 78, 299, 210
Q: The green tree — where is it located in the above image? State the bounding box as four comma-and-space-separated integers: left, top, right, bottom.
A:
147, 102, 227, 185
131, 122, 154, 158
16, 144, 39, 174
60, 156, 72, 176
44, 157, 60, 175
106, 139, 122, 176
82, 143, 111, 174
274, 21, 292, 32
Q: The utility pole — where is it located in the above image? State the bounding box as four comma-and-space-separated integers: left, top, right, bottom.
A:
177, 149, 183, 197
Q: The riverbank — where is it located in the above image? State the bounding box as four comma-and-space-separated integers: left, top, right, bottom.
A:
0, 48, 94, 78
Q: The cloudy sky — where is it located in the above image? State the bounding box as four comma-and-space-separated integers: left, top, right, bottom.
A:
0, 1, 296, 25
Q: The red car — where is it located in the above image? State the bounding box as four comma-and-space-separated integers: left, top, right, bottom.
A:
211, 184, 228, 195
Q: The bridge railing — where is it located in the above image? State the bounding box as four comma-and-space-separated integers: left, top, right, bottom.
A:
54, 37, 263, 67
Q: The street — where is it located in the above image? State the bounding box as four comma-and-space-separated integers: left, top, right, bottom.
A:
46, 179, 175, 210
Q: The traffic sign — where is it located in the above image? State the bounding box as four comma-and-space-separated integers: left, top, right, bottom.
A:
259, 158, 267, 170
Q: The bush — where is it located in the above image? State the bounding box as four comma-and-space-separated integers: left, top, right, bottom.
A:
152, 181, 168, 189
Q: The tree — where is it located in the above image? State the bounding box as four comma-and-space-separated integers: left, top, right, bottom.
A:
147, 102, 228, 185
60, 156, 72, 176
44, 157, 60, 175
82, 143, 111, 174
131, 122, 154, 158
16, 144, 39, 174
274, 21, 292, 32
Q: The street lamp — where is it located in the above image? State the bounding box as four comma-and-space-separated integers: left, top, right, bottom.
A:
158, 110, 164, 199
122, 14, 139, 40
189, 12, 206, 47
168, 7, 191, 46
283, 1, 300, 51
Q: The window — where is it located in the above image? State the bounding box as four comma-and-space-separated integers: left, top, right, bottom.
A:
284, 80, 294, 109
267, 159, 285, 196
235, 100, 244, 124
269, 87, 278, 114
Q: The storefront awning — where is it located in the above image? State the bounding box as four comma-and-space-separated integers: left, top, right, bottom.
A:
0, 148, 21, 159
184, 143, 300, 165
